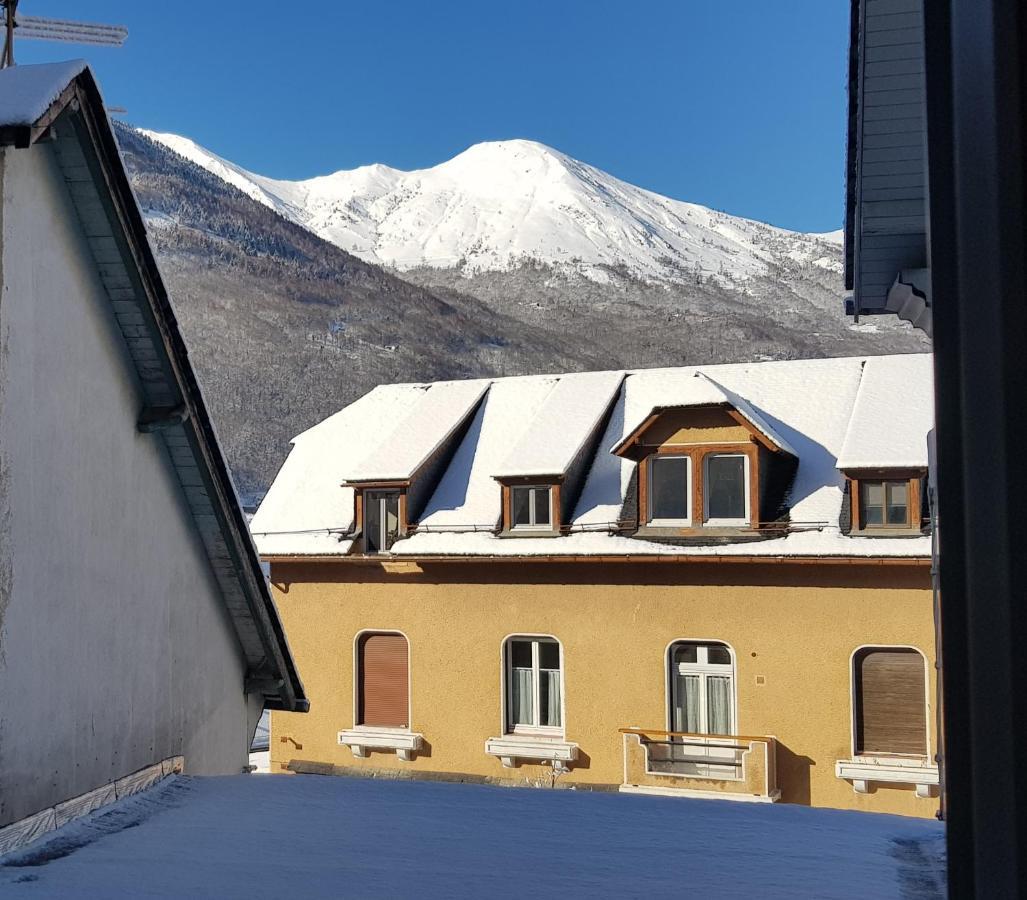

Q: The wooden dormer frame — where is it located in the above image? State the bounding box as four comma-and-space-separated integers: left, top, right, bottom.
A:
613, 403, 790, 462
638, 443, 761, 530
844, 469, 926, 535
496, 476, 563, 536
342, 480, 411, 553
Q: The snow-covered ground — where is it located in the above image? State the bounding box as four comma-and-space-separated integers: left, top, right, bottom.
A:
0, 775, 944, 899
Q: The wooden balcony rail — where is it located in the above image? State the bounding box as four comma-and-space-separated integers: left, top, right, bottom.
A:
619, 727, 781, 803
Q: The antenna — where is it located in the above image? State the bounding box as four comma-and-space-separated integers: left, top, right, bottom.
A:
1, 1, 128, 68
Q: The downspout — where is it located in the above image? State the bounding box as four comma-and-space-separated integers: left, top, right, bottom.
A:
928, 427, 945, 819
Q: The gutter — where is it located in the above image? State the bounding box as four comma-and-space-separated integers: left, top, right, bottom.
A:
262, 553, 931, 567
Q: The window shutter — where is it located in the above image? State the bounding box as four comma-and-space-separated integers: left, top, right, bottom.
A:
359, 633, 409, 727
856, 648, 926, 756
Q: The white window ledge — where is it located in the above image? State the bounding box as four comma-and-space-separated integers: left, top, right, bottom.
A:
836, 758, 939, 798
338, 729, 424, 762
485, 736, 579, 770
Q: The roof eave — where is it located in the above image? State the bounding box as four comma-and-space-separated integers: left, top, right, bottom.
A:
6, 67, 307, 712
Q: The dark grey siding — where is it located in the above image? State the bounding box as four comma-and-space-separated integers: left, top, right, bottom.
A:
848, 0, 928, 313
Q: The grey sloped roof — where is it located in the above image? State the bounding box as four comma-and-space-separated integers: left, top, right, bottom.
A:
0, 62, 306, 712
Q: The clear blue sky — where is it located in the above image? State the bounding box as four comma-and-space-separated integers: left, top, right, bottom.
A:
17, 1, 849, 232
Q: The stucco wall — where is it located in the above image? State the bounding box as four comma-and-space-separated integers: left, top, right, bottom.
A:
269, 559, 937, 818
0, 145, 257, 827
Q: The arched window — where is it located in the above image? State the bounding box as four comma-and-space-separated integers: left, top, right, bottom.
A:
357, 632, 409, 728
669, 641, 735, 735
853, 647, 927, 756
505, 636, 562, 734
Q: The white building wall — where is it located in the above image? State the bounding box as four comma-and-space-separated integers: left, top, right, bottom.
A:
0, 143, 259, 828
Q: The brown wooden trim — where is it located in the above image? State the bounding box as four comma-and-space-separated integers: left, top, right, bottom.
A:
850, 474, 922, 532
724, 408, 780, 452
353, 489, 364, 535
264, 553, 931, 566
638, 455, 650, 523
501, 485, 512, 532
551, 482, 563, 531
398, 492, 409, 535
341, 479, 412, 489
691, 449, 704, 524
494, 475, 563, 486
749, 444, 761, 526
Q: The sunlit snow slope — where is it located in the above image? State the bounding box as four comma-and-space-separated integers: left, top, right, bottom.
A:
141, 131, 841, 284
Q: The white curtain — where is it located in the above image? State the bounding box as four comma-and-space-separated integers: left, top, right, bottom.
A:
706, 675, 732, 735
512, 669, 533, 725
542, 671, 561, 727
673, 674, 701, 732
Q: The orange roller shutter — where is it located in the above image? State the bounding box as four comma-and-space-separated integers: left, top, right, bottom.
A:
359, 633, 409, 727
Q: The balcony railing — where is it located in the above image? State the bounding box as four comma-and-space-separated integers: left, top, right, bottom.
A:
619, 728, 780, 802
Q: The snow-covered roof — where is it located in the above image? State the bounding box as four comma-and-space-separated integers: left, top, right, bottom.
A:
613, 370, 797, 457
343, 379, 489, 482
0, 60, 87, 127
836, 355, 934, 469
254, 353, 934, 560
496, 371, 624, 477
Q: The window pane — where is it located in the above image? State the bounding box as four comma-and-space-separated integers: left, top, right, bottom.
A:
651, 456, 689, 520
364, 494, 382, 553
538, 640, 560, 671
861, 481, 885, 526
706, 644, 731, 665
511, 667, 534, 726
673, 674, 701, 732
707, 676, 733, 735
512, 487, 531, 526
887, 481, 909, 525
539, 670, 561, 727
510, 640, 532, 668
532, 487, 551, 526
706, 455, 746, 520
674, 643, 699, 665
383, 494, 399, 549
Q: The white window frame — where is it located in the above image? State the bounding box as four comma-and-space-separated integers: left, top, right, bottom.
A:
703, 453, 750, 526
666, 640, 737, 736
509, 485, 554, 531
503, 635, 564, 737
647, 453, 692, 526
363, 490, 401, 554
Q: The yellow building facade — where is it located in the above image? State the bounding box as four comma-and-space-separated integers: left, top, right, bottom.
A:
254, 355, 938, 818
268, 558, 937, 818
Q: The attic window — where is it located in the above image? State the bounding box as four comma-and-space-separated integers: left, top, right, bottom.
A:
860, 480, 908, 529
364, 490, 401, 553
704, 454, 749, 526
511, 486, 552, 530
847, 473, 922, 534
648, 455, 691, 524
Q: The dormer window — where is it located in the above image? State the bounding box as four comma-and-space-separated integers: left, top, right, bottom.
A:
613, 393, 797, 538
364, 490, 402, 553
648, 455, 691, 524
704, 453, 749, 526
845, 471, 923, 535
511, 485, 552, 530
859, 480, 908, 529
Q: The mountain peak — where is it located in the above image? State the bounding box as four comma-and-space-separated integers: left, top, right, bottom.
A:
142, 129, 840, 283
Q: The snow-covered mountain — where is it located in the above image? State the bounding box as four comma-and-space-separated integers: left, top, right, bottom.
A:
141, 131, 842, 285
